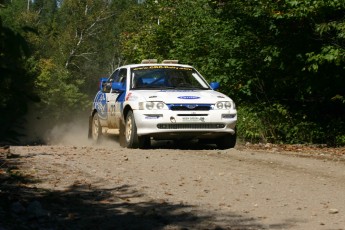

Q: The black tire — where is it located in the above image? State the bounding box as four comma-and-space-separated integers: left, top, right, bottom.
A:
119, 120, 126, 147
123, 110, 150, 149
91, 112, 102, 143
216, 133, 236, 149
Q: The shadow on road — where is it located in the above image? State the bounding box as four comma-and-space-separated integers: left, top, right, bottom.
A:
0, 148, 295, 230
110, 135, 222, 150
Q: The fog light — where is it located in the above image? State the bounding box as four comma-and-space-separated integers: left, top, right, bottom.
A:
222, 114, 236, 119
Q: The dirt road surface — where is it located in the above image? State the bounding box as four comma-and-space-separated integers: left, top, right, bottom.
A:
1, 140, 345, 230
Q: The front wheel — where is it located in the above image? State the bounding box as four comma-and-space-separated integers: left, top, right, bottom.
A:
123, 111, 150, 149
215, 133, 236, 149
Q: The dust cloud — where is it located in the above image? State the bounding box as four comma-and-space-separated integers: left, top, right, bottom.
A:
21, 107, 120, 148
46, 119, 92, 146
46, 119, 121, 148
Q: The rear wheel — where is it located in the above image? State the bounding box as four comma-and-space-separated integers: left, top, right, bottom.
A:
215, 133, 236, 149
119, 120, 126, 147
91, 112, 102, 142
123, 111, 150, 149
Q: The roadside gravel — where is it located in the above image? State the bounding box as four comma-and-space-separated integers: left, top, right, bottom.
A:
1, 141, 345, 230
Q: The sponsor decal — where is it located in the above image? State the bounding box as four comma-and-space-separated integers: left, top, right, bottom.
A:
133, 66, 193, 71
178, 96, 200, 99
94, 91, 107, 118
125, 92, 132, 101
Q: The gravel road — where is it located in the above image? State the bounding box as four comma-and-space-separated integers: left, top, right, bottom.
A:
1, 140, 345, 230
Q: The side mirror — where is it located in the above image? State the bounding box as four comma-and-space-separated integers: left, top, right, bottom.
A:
99, 78, 108, 90
111, 82, 126, 91
210, 82, 220, 90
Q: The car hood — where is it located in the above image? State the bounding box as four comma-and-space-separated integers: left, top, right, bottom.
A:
131, 90, 232, 103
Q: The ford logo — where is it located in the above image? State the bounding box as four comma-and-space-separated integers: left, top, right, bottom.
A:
187, 105, 197, 109
178, 96, 200, 99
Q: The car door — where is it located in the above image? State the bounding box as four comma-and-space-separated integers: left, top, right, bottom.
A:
94, 72, 116, 127
107, 68, 127, 128
95, 69, 118, 128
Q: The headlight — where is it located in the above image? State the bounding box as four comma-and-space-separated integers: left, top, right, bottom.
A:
224, 101, 231, 109
215, 101, 232, 110
216, 102, 224, 109
139, 101, 166, 110
157, 102, 165, 109
146, 102, 154, 110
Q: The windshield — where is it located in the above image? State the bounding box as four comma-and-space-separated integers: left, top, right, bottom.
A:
130, 66, 210, 90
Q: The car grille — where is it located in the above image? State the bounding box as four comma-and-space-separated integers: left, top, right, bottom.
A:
167, 104, 212, 111
157, 123, 225, 129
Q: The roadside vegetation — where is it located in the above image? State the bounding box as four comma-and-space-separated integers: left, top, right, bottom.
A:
0, 0, 344, 146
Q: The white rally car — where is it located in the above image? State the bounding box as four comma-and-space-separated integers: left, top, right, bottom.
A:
88, 60, 237, 149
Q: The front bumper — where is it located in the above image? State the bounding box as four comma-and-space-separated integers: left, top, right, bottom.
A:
133, 109, 237, 138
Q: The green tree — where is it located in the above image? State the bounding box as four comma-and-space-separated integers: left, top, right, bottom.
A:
218, 0, 345, 144
120, 0, 345, 145
0, 16, 38, 143
30, 0, 123, 121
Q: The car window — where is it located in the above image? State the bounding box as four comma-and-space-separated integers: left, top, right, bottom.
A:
102, 70, 119, 93
117, 68, 127, 84
109, 70, 119, 83
103, 68, 127, 93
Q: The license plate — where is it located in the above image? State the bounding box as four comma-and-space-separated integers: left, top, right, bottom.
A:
181, 116, 205, 122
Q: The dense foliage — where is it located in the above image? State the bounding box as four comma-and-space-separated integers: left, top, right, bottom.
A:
0, 0, 344, 145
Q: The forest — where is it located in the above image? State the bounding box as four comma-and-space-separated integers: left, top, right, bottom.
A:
0, 0, 344, 146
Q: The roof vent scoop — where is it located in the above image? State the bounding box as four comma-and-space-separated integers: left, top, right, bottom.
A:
162, 60, 179, 64
141, 59, 158, 64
